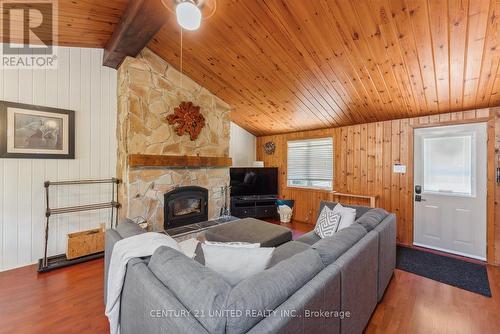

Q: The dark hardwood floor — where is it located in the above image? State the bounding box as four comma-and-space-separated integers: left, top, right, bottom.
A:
267, 218, 313, 240
366, 265, 500, 334
0, 221, 499, 334
0, 258, 109, 334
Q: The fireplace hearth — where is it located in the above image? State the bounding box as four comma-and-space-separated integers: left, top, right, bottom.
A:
164, 186, 208, 230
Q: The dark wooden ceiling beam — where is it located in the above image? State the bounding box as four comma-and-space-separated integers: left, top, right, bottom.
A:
103, 0, 169, 69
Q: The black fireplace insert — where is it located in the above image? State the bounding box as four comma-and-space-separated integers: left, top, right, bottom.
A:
164, 186, 208, 229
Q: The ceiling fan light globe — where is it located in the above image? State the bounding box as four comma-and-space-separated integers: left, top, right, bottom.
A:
176, 2, 202, 31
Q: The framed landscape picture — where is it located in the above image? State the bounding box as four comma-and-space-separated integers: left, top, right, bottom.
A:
0, 101, 75, 159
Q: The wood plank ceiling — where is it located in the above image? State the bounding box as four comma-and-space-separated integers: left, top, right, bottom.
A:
0, 1, 129, 48
150, 0, 500, 135
2, 0, 500, 136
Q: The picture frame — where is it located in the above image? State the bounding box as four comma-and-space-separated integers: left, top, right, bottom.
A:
0, 101, 75, 159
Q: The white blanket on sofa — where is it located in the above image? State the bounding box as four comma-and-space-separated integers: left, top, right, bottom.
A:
105, 232, 180, 334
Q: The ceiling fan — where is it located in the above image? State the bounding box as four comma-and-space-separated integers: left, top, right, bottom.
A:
162, 0, 217, 31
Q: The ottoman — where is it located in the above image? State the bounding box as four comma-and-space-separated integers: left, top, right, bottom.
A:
204, 218, 292, 247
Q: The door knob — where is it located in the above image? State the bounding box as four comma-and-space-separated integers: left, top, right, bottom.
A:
415, 195, 426, 202
415, 185, 422, 194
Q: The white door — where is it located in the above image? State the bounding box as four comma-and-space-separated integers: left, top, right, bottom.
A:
413, 123, 487, 260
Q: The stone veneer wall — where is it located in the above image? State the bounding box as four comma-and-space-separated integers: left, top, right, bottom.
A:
117, 48, 231, 230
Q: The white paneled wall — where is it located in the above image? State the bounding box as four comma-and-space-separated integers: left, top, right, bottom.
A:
0, 46, 117, 271
229, 122, 256, 167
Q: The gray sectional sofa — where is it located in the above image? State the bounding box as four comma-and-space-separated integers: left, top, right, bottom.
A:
104, 201, 396, 334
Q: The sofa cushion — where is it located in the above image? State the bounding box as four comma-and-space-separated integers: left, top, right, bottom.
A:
356, 208, 389, 232
225, 249, 324, 334
148, 246, 231, 334
204, 218, 292, 247
311, 223, 367, 266
121, 258, 210, 334
116, 219, 146, 238
318, 201, 371, 220
296, 230, 321, 245
267, 241, 310, 267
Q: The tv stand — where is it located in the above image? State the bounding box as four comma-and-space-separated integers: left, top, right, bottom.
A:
231, 195, 278, 219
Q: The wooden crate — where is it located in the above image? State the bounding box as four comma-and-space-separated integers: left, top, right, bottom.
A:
66, 225, 105, 260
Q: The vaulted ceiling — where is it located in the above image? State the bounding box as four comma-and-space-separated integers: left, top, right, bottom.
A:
3, 0, 500, 135
1, 1, 129, 48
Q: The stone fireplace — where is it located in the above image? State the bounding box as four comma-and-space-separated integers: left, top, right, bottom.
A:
116, 48, 231, 231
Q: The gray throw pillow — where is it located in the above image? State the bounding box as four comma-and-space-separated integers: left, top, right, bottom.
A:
356, 208, 389, 232
193, 242, 205, 264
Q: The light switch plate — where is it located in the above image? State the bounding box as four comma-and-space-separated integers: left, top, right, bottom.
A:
393, 164, 406, 174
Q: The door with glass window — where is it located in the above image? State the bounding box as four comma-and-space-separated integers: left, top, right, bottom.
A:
413, 123, 487, 260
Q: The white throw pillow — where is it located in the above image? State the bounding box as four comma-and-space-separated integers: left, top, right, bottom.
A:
201, 242, 274, 285
314, 206, 342, 238
332, 203, 357, 231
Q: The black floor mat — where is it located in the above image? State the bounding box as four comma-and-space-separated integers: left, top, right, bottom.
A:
396, 246, 492, 297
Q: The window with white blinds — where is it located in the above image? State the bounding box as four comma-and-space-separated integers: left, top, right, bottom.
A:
287, 137, 333, 190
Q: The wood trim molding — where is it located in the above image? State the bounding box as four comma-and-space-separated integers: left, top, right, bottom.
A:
128, 154, 232, 168
407, 118, 415, 246
487, 112, 496, 263
408, 117, 491, 129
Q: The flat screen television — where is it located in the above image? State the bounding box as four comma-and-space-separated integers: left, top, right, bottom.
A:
230, 167, 278, 197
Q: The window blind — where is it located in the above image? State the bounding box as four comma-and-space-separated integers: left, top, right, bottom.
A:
287, 137, 333, 189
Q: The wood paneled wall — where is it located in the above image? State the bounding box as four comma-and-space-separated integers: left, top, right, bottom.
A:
257, 108, 499, 264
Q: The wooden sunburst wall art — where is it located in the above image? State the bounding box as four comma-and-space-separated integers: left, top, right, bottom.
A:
167, 101, 206, 141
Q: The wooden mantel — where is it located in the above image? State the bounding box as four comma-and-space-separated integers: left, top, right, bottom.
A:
128, 154, 232, 168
